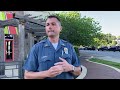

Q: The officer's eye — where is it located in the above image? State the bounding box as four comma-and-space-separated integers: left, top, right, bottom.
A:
46, 23, 49, 26
51, 23, 56, 26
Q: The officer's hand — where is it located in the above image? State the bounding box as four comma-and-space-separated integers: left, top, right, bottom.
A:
47, 65, 64, 78
54, 57, 72, 72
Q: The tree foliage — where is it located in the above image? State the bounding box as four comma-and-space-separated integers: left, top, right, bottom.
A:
93, 33, 118, 47
117, 36, 120, 40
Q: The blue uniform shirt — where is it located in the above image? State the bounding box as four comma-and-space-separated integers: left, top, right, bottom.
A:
23, 38, 81, 79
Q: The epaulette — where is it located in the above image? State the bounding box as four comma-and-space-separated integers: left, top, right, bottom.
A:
61, 39, 68, 43
39, 39, 47, 44
61, 39, 73, 47
34, 39, 47, 46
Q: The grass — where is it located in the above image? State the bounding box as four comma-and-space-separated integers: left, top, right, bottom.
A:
89, 58, 120, 69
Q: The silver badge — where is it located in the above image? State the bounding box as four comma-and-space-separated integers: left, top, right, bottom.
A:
64, 47, 68, 54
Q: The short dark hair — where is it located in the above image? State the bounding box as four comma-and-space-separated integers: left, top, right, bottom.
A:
46, 15, 61, 22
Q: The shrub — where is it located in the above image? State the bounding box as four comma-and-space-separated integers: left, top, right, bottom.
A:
74, 46, 80, 56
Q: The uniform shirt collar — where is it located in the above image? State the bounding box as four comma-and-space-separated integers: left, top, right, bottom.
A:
59, 39, 66, 47
44, 38, 66, 47
44, 38, 51, 47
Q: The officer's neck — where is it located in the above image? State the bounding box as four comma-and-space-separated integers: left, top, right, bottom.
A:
48, 36, 59, 43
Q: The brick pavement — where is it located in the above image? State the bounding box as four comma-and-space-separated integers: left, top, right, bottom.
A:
80, 54, 120, 79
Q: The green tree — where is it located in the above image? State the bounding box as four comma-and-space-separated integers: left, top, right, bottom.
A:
96, 33, 117, 47
117, 36, 120, 40
111, 40, 117, 46
104, 33, 116, 44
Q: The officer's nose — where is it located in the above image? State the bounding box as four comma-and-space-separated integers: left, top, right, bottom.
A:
48, 25, 52, 30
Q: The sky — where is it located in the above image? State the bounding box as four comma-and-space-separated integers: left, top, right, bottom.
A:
80, 11, 120, 37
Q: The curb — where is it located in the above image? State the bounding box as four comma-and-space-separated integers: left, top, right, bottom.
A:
86, 59, 120, 73
76, 65, 87, 79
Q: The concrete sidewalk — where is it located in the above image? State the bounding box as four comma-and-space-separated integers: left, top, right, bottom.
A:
79, 54, 120, 79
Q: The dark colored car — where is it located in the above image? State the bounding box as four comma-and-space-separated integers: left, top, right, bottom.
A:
108, 46, 116, 52
116, 46, 120, 52
98, 46, 108, 51
108, 46, 120, 52
84, 46, 96, 50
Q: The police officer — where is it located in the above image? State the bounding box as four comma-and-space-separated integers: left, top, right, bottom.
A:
23, 15, 81, 79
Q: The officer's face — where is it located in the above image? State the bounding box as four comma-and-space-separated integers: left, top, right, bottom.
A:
45, 18, 62, 37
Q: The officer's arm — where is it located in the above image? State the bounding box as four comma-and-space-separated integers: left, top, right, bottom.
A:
70, 45, 81, 76
23, 45, 50, 79
24, 70, 49, 79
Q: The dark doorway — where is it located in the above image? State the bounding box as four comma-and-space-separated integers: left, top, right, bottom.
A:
4, 34, 14, 62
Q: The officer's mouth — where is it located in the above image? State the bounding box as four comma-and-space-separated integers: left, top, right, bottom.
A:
48, 31, 55, 33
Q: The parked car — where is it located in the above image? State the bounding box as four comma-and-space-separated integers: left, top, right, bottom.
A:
116, 46, 120, 52
98, 46, 108, 51
108, 46, 120, 52
84, 46, 96, 50
108, 46, 116, 52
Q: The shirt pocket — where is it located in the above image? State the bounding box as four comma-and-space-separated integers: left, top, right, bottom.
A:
38, 56, 54, 71
61, 54, 72, 64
